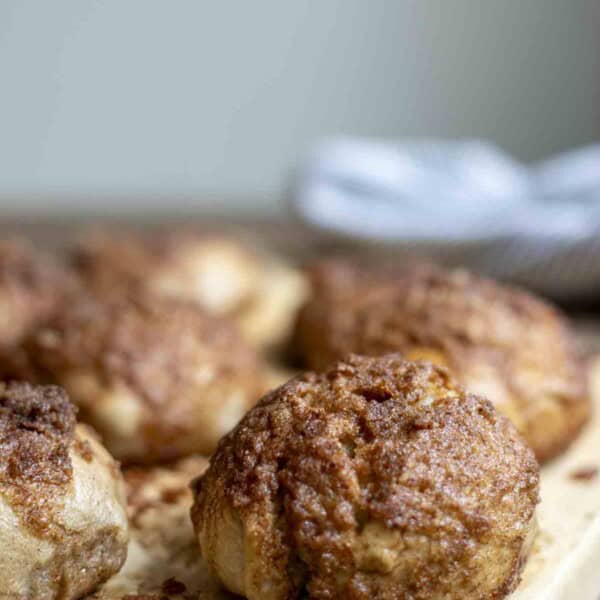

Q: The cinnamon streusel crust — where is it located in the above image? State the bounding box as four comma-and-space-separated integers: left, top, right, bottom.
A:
0, 383, 76, 539
9, 290, 265, 463
0, 382, 128, 599
192, 354, 539, 600
72, 228, 262, 317
0, 238, 71, 349
72, 228, 308, 351
294, 261, 590, 462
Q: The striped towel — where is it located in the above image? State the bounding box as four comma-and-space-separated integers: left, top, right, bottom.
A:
292, 138, 600, 300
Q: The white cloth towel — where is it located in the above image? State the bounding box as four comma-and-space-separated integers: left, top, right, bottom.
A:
293, 138, 600, 300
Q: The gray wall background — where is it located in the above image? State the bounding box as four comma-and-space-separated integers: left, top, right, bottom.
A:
0, 0, 598, 215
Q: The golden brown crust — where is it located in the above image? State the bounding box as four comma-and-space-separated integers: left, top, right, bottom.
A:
72, 227, 310, 352
0, 383, 129, 599
9, 289, 265, 463
0, 382, 76, 539
23, 291, 258, 406
73, 228, 249, 269
71, 228, 261, 314
294, 261, 591, 462
0, 238, 71, 348
72, 229, 191, 293
529, 397, 590, 463
193, 355, 540, 600
301, 256, 428, 298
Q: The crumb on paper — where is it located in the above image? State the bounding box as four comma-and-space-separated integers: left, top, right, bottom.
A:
569, 466, 598, 482
161, 578, 187, 595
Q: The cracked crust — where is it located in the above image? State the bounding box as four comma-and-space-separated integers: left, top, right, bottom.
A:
0, 382, 128, 599
9, 290, 266, 464
294, 260, 591, 462
192, 354, 540, 600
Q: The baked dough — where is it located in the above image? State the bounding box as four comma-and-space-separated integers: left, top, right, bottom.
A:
192, 354, 539, 600
293, 260, 590, 462
73, 229, 261, 316
0, 382, 128, 599
72, 228, 307, 350
236, 260, 308, 351
8, 291, 266, 464
0, 238, 71, 349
